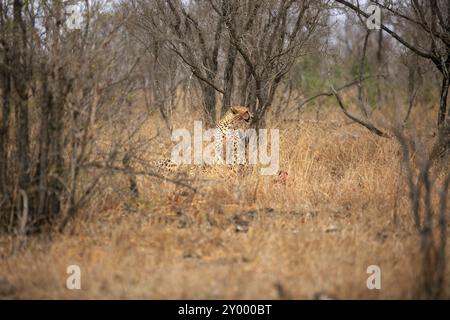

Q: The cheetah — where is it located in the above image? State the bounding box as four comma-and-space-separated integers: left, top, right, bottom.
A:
214, 105, 254, 165
154, 105, 254, 172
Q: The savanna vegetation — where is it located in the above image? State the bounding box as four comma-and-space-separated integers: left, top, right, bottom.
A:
0, 0, 449, 299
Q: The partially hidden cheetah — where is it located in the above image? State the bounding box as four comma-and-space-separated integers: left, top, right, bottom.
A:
153, 105, 254, 172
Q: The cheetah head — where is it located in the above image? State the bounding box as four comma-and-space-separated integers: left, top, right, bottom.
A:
230, 105, 253, 125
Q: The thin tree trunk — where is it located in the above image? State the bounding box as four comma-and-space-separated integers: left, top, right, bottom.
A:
222, 40, 237, 116
13, 0, 30, 192
437, 74, 449, 129
35, 73, 51, 220
0, 61, 11, 197
358, 30, 371, 117
200, 82, 216, 126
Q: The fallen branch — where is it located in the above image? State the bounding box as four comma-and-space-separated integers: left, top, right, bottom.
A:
83, 162, 198, 192
288, 74, 385, 114
331, 86, 390, 138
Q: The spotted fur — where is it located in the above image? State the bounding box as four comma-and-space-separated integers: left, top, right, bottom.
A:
214, 106, 253, 165
154, 106, 253, 171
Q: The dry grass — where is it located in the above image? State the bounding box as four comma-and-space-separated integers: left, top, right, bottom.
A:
0, 98, 448, 299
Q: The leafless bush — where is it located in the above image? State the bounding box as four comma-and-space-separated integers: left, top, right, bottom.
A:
215, 0, 329, 126
0, 1, 145, 235
336, 0, 450, 157
130, 0, 329, 127
130, 0, 225, 125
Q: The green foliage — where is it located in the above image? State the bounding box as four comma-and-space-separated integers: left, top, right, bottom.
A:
291, 54, 328, 97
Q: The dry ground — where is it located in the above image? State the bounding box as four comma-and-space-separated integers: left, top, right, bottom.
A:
0, 98, 448, 299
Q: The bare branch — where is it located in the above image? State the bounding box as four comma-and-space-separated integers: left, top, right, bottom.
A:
331, 85, 390, 138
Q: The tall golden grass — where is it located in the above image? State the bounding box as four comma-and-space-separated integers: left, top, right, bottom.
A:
0, 93, 448, 299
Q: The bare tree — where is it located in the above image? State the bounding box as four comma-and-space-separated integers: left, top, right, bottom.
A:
0, 1, 140, 233
212, 0, 328, 127
335, 0, 450, 159
138, 35, 186, 133
131, 0, 328, 127
131, 0, 224, 125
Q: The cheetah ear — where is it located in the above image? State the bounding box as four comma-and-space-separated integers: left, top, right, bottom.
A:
231, 106, 238, 114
